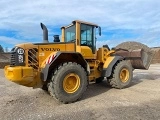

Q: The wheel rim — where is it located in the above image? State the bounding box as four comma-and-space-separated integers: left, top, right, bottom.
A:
119, 68, 129, 83
63, 73, 80, 93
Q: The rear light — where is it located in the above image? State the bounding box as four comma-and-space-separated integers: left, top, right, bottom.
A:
10, 47, 25, 66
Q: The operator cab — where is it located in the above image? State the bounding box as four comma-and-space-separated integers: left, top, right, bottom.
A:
61, 20, 101, 54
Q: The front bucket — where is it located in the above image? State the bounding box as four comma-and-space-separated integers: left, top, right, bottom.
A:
115, 49, 154, 70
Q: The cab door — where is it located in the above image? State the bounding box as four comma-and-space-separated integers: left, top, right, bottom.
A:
80, 24, 96, 59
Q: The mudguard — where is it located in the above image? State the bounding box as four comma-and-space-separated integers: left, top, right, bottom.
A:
102, 56, 123, 77
40, 51, 90, 81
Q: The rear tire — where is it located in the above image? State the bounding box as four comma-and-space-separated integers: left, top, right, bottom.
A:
48, 62, 88, 103
107, 60, 133, 89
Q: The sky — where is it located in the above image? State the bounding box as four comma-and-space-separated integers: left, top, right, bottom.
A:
0, 0, 160, 51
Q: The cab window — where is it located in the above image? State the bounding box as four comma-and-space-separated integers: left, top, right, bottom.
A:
65, 25, 76, 42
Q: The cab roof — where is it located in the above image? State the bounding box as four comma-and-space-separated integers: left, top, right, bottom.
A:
62, 20, 99, 29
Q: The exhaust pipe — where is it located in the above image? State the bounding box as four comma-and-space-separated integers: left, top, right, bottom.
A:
40, 23, 49, 43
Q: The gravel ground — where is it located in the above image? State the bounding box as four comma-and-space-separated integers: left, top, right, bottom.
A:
1, 64, 160, 120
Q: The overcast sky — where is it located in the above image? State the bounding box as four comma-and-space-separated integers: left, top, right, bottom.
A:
0, 0, 160, 51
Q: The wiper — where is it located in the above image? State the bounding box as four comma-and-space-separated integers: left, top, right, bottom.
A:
69, 39, 76, 42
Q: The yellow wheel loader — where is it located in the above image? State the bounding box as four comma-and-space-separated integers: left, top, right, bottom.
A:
4, 20, 154, 103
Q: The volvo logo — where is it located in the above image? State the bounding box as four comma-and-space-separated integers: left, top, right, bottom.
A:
41, 48, 60, 51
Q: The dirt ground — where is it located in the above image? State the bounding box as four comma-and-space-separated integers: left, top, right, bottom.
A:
1, 64, 160, 120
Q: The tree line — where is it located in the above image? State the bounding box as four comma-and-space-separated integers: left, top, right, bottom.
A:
0, 45, 9, 53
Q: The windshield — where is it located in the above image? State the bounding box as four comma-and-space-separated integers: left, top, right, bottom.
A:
65, 25, 76, 42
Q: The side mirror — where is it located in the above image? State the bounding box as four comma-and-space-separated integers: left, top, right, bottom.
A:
98, 26, 101, 36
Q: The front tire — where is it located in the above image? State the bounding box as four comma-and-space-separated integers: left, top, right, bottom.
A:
107, 60, 133, 89
48, 62, 88, 103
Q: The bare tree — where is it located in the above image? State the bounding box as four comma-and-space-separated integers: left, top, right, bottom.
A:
0, 45, 4, 53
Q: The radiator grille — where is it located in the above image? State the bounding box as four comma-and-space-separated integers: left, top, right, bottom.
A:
28, 48, 38, 69
10, 47, 16, 66
10, 52, 16, 66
